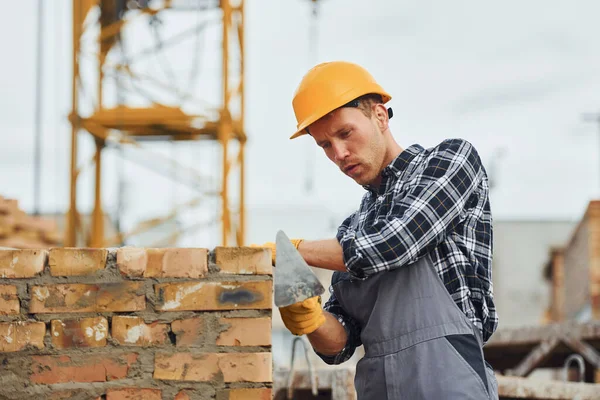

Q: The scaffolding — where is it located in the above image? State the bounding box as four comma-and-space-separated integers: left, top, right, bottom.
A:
65, 0, 245, 248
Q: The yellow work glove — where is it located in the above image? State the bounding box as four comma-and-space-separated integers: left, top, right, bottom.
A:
278, 296, 326, 336
250, 239, 303, 265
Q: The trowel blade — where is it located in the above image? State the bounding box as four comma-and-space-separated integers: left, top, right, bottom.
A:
274, 230, 325, 307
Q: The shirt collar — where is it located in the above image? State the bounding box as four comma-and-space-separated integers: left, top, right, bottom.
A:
362, 144, 425, 192
383, 144, 424, 177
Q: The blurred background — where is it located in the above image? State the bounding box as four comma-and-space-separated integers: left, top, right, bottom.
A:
1, 0, 600, 397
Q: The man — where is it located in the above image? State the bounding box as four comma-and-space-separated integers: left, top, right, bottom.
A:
261, 61, 499, 399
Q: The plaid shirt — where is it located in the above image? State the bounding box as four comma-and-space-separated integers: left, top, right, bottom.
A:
318, 138, 498, 365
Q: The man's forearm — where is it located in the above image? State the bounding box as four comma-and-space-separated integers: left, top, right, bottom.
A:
292, 240, 351, 358
307, 311, 348, 356
297, 239, 347, 272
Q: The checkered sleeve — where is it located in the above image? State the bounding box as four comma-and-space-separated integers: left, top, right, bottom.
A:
339, 139, 484, 279
336, 211, 357, 242
315, 276, 363, 365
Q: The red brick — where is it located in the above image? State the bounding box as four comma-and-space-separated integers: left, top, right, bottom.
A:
218, 353, 272, 383
174, 391, 191, 400
49, 248, 107, 276
154, 281, 272, 311
153, 352, 272, 382
111, 316, 168, 346
217, 388, 272, 400
115, 248, 146, 277
0, 321, 45, 352
0, 285, 19, 315
30, 353, 138, 384
171, 317, 205, 347
51, 317, 108, 349
29, 282, 145, 313
214, 247, 272, 275
154, 352, 219, 382
106, 388, 162, 400
216, 317, 271, 346
0, 249, 46, 278
116, 247, 208, 278
48, 390, 102, 400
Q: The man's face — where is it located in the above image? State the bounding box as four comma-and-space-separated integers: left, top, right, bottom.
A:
309, 106, 387, 186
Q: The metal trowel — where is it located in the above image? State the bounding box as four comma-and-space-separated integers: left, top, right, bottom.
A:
274, 230, 325, 307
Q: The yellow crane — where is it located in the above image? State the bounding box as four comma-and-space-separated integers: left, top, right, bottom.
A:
64, 0, 246, 248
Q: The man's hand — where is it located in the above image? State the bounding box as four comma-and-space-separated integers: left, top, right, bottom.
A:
251, 239, 303, 265
278, 296, 326, 336
281, 297, 349, 356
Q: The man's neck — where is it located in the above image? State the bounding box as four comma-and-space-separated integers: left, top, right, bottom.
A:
380, 133, 404, 172
366, 142, 404, 191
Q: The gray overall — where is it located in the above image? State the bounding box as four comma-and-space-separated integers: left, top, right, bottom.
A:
332, 254, 499, 399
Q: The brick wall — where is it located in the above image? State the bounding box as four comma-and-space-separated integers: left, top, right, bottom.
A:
0, 246, 273, 400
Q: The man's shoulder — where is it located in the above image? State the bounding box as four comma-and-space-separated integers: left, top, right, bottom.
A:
421, 138, 483, 169
400, 138, 484, 183
429, 138, 478, 156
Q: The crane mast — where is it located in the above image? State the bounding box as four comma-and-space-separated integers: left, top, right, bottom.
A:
65, 0, 246, 248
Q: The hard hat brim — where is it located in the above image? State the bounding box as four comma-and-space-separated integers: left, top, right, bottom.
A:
289, 92, 391, 140
290, 129, 307, 140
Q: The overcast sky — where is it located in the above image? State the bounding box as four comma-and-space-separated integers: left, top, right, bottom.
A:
1, 0, 600, 246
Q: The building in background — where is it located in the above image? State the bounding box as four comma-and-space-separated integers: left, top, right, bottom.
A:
544, 200, 600, 323
493, 219, 577, 328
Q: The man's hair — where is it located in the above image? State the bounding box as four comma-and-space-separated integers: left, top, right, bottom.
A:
348, 94, 385, 118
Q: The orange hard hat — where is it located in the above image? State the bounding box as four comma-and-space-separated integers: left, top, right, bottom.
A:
290, 61, 392, 139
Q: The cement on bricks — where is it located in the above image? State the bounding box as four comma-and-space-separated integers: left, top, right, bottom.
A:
0, 243, 273, 398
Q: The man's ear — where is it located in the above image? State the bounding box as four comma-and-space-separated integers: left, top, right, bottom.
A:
373, 103, 389, 131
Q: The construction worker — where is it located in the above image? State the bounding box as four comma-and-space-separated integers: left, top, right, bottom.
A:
261, 61, 499, 399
